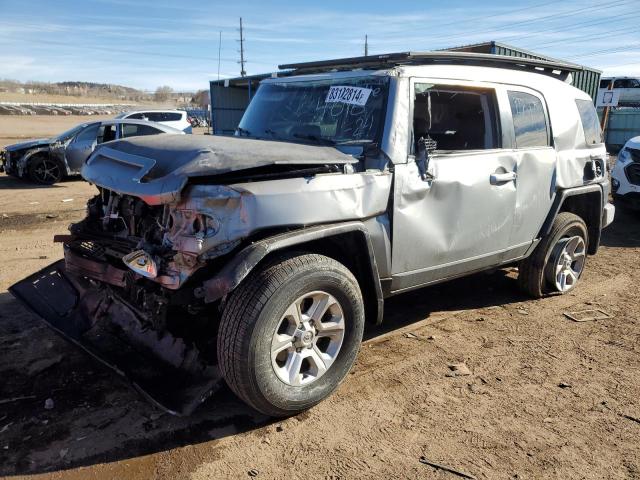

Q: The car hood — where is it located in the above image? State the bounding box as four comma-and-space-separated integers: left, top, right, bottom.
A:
4, 138, 52, 151
82, 134, 357, 205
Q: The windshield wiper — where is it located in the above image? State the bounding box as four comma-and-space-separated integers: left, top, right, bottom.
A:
334, 139, 377, 146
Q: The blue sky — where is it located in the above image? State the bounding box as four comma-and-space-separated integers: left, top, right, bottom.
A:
0, 0, 638, 91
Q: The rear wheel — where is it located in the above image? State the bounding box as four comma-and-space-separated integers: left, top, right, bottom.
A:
217, 253, 364, 417
29, 156, 62, 184
518, 212, 588, 298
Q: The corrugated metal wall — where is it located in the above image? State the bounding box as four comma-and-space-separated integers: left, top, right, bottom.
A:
603, 109, 640, 149
209, 84, 253, 135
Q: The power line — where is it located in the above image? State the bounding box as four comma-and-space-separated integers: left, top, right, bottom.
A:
521, 24, 640, 50
496, 10, 640, 44
567, 43, 640, 59
421, 0, 635, 49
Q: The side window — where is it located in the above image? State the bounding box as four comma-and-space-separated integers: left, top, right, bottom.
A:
127, 113, 145, 120
575, 99, 602, 146
122, 123, 162, 138
599, 79, 611, 89
631, 79, 640, 88
413, 84, 500, 151
507, 91, 549, 148
145, 112, 163, 122
74, 123, 100, 143
613, 79, 627, 88
163, 112, 182, 121
97, 124, 117, 144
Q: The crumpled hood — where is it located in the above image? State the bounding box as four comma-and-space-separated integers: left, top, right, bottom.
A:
4, 138, 51, 152
82, 134, 357, 205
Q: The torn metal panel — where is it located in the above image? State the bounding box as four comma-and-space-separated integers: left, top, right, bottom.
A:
10, 261, 223, 415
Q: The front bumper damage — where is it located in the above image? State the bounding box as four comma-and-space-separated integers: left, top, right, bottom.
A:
10, 256, 223, 415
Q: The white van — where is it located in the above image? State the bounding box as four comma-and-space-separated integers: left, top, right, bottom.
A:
116, 109, 192, 133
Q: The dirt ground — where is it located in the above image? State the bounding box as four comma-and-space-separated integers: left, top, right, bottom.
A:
0, 132, 639, 479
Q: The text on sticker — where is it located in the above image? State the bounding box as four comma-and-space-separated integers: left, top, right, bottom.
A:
325, 86, 372, 106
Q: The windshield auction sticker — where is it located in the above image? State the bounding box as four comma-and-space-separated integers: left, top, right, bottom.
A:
325, 86, 372, 106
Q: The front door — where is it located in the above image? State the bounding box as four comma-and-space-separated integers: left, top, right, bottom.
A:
391, 80, 518, 292
65, 123, 100, 171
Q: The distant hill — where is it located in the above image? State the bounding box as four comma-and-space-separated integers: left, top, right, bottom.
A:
0, 79, 152, 102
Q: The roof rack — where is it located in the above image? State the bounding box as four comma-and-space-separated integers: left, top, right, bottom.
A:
279, 51, 584, 78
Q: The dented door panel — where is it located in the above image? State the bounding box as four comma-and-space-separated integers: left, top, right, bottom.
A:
391, 149, 518, 291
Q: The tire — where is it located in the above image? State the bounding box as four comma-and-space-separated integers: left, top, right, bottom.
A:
217, 252, 365, 417
28, 155, 63, 185
518, 212, 588, 298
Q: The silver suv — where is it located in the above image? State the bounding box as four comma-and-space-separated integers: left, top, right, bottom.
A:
11, 52, 615, 417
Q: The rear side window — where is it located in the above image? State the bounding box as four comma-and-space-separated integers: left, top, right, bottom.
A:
162, 112, 183, 121
141, 112, 182, 122
508, 91, 549, 148
127, 113, 145, 120
122, 123, 162, 138
575, 99, 602, 145
144, 112, 162, 122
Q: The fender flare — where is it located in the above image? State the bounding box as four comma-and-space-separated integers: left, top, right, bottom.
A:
538, 184, 604, 254
200, 221, 385, 324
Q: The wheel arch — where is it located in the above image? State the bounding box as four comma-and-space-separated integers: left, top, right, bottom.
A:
22, 149, 67, 180
201, 222, 385, 325
538, 185, 604, 255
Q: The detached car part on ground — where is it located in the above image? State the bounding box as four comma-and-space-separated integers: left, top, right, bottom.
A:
11, 52, 615, 417
0, 120, 183, 184
611, 136, 640, 210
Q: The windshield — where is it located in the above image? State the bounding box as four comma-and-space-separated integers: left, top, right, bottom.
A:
238, 75, 389, 145
55, 124, 89, 142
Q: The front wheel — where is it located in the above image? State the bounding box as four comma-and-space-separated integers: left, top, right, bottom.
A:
28, 156, 63, 184
217, 253, 365, 417
518, 212, 588, 298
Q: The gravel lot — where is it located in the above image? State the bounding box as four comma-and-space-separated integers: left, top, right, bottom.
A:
0, 119, 638, 479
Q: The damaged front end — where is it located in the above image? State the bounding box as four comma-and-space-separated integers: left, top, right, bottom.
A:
9, 134, 386, 415
10, 188, 232, 414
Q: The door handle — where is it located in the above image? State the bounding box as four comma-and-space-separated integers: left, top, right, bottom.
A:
490, 171, 517, 185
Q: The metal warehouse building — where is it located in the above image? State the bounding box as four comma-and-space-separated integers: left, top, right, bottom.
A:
209, 40, 602, 135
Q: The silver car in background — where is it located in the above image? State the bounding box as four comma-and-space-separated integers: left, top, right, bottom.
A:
0, 119, 184, 184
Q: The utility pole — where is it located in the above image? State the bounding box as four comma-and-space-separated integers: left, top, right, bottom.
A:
239, 17, 247, 77
364, 34, 368, 56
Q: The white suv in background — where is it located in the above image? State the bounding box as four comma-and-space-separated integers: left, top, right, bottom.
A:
116, 109, 192, 133
612, 136, 640, 210
598, 77, 640, 105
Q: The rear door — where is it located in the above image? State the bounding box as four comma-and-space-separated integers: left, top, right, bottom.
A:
391, 79, 519, 290
504, 88, 556, 252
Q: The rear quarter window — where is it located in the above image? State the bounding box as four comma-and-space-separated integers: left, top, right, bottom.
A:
575, 99, 602, 146
162, 112, 183, 121
507, 91, 549, 148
